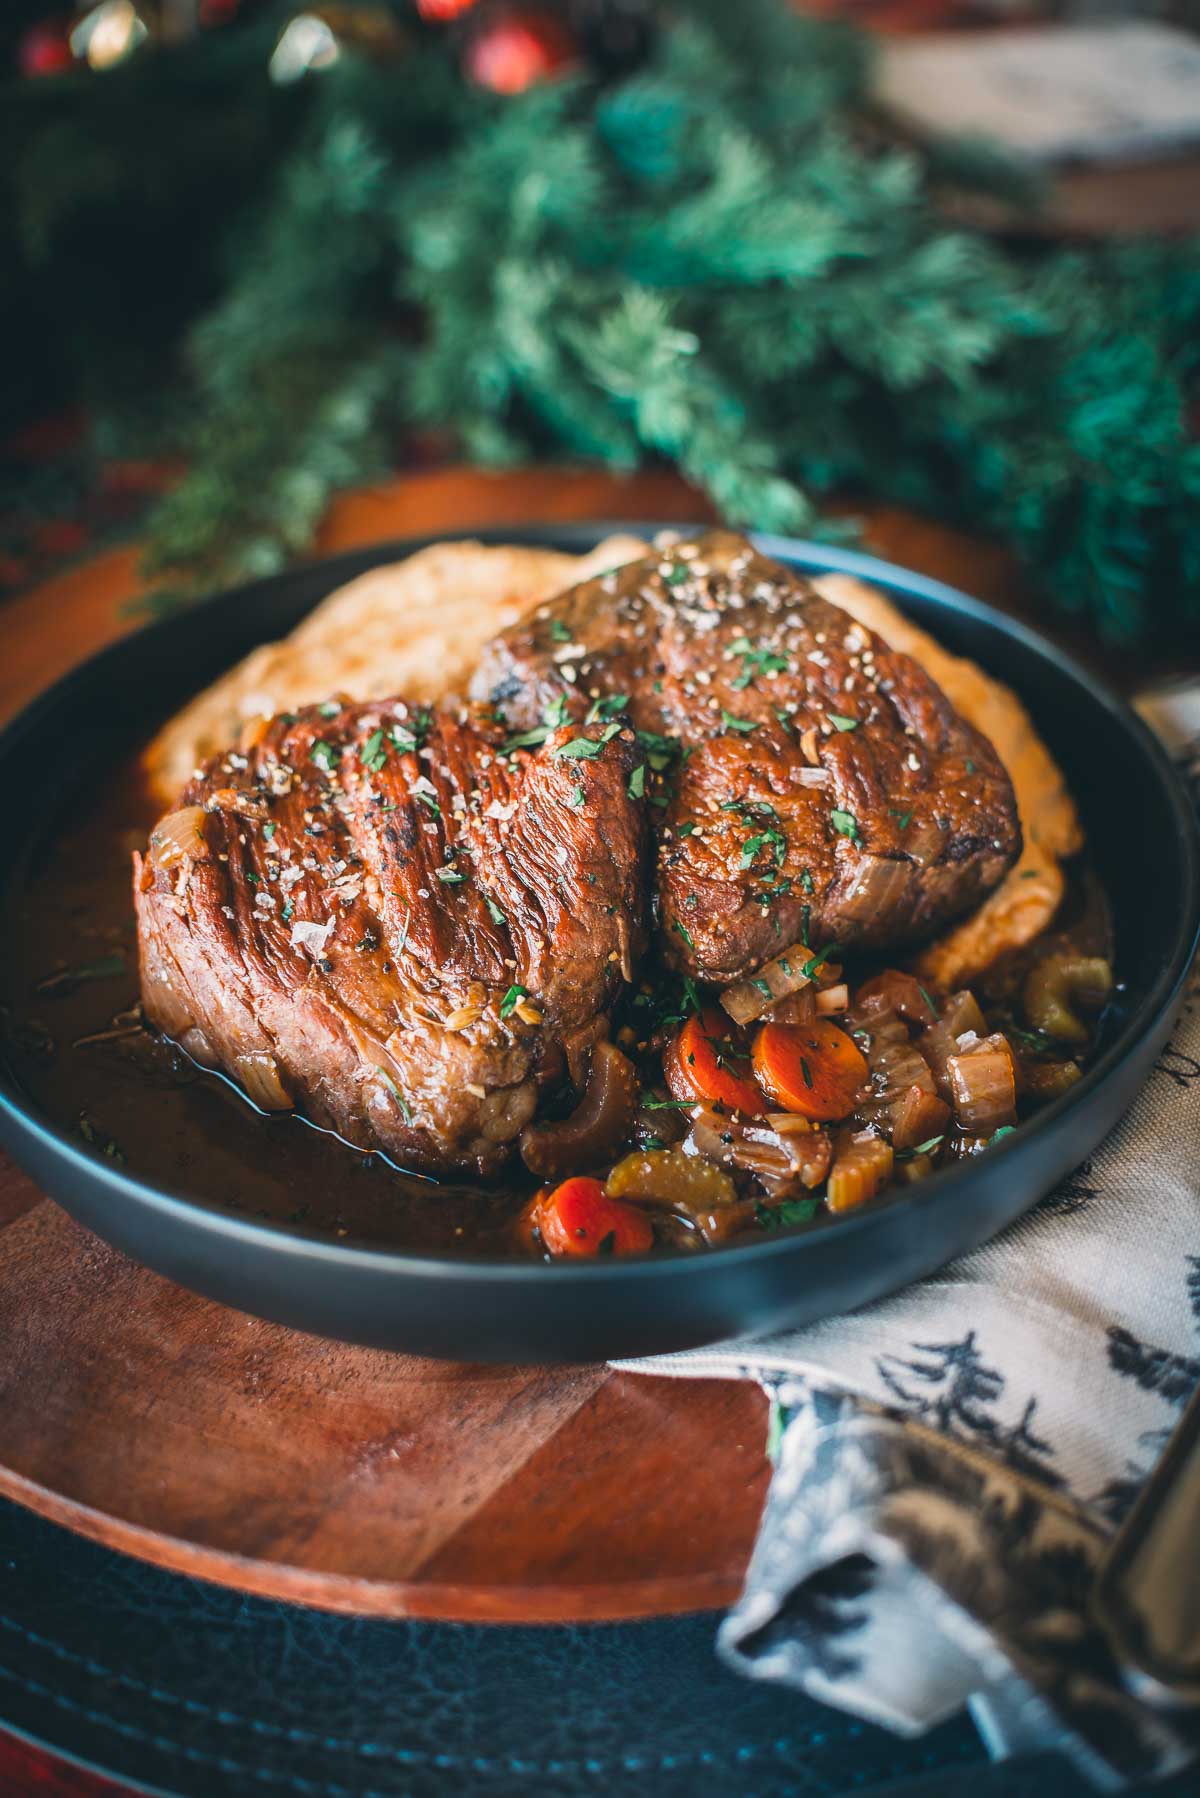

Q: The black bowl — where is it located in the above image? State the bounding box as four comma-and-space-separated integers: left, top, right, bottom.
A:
1, 526, 1196, 1362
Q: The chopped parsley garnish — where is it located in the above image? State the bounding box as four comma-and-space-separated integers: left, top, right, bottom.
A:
889, 807, 913, 831
990, 1125, 1016, 1143
774, 707, 794, 735
375, 1066, 412, 1122
503, 724, 552, 752
827, 713, 858, 732
641, 1096, 694, 1111
389, 710, 431, 756
673, 920, 695, 950
740, 827, 787, 870
499, 983, 527, 1019
281, 900, 294, 924
360, 728, 388, 772
553, 721, 622, 760
78, 1114, 125, 1163
677, 821, 696, 838
912, 1134, 945, 1156
586, 693, 630, 724
485, 897, 507, 926
663, 562, 690, 587
720, 709, 757, 734
504, 694, 575, 753
755, 1198, 818, 1231
627, 764, 646, 800
1008, 1023, 1056, 1054
414, 789, 440, 817
37, 951, 126, 994
317, 700, 341, 718
752, 977, 772, 998
635, 728, 680, 771
548, 618, 572, 642
310, 740, 340, 773
729, 636, 789, 690
966, 759, 976, 774
919, 985, 938, 1017
722, 796, 780, 823
799, 942, 841, 980
799, 867, 814, 894
571, 786, 586, 808
800, 1056, 813, 1089
436, 868, 466, 884
262, 821, 277, 841
830, 807, 860, 844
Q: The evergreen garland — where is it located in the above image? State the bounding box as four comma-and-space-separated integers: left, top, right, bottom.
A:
4, 1, 1199, 640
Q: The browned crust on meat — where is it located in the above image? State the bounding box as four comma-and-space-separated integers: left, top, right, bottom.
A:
473, 531, 1021, 979
135, 700, 648, 1176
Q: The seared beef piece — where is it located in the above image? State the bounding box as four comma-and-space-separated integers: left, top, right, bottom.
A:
134, 700, 648, 1176
474, 531, 1021, 981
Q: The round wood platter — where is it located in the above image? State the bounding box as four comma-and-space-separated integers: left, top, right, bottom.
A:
0, 465, 776, 1625
0, 464, 1050, 1625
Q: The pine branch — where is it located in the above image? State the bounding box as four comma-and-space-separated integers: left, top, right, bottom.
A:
5, 0, 1194, 641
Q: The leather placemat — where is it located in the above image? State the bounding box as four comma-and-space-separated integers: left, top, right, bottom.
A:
5, 1497, 1196, 1798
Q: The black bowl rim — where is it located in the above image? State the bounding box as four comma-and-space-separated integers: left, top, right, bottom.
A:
1, 522, 1197, 1290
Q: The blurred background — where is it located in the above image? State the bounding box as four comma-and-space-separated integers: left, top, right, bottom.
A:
2, 0, 1198, 647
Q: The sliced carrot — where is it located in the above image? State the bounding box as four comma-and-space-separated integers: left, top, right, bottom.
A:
663, 1008, 763, 1117
751, 1018, 868, 1121
536, 1176, 654, 1258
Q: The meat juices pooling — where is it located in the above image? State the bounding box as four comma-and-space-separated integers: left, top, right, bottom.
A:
473, 532, 1021, 983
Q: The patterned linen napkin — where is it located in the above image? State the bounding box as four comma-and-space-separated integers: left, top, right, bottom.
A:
616, 682, 1200, 1794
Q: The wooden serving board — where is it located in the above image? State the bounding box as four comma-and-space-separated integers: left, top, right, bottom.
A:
0, 462, 1104, 1624
0, 465, 774, 1624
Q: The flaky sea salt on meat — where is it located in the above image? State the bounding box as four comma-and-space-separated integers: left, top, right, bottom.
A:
290, 917, 335, 957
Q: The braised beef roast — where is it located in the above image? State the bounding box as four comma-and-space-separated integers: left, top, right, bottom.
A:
473, 532, 1021, 982
135, 700, 648, 1175
136, 533, 1023, 1179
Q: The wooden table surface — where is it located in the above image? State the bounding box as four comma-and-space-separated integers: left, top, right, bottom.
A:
0, 462, 1103, 1795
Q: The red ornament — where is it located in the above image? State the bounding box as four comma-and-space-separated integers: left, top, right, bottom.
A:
416, 0, 480, 20
17, 19, 74, 78
464, 8, 575, 94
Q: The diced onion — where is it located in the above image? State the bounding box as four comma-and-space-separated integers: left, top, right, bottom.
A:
946, 1033, 1017, 1133
921, 990, 986, 1094
901, 818, 945, 868
689, 1107, 831, 1195
891, 1084, 951, 1152
721, 940, 817, 1027
149, 806, 210, 871
234, 1051, 294, 1112
832, 856, 911, 923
